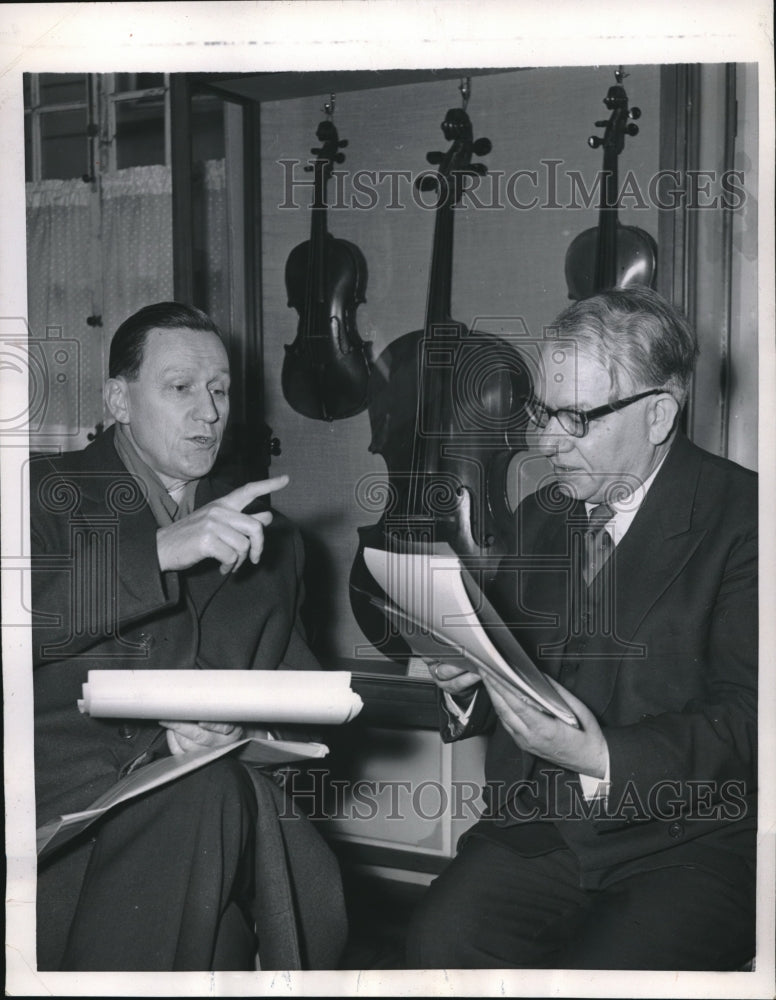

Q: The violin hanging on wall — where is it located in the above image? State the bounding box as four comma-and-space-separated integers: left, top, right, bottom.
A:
349, 80, 531, 662
282, 96, 373, 421
564, 67, 657, 300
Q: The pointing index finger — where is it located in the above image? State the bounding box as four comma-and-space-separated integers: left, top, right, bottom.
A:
223, 475, 290, 511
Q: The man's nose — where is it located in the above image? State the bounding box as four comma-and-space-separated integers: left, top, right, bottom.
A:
536, 416, 572, 456
193, 389, 220, 422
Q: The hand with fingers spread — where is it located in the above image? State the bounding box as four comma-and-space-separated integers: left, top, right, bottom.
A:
159, 720, 244, 755
481, 670, 607, 778
156, 475, 289, 575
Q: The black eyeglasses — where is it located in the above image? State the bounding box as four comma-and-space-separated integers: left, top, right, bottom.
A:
525, 388, 665, 439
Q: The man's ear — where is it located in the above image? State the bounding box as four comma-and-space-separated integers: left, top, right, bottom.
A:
104, 377, 131, 424
647, 393, 680, 445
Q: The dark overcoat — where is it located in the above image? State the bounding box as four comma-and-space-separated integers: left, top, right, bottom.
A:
30, 426, 346, 969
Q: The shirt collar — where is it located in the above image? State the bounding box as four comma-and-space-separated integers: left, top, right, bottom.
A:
584, 451, 668, 542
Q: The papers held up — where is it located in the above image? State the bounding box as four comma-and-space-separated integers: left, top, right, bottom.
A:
363, 545, 578, 728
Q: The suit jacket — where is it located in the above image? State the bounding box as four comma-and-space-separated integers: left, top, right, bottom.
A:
31, 427, 346, 969
443, 433, 757, 888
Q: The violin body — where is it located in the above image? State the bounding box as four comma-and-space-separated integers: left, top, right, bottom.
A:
281, 114, 372, 421
349, 325, 528, 661
348, 101, 530, 662
564, 222, 657, 301
283, 232, 372, 421
363, 324, 527, 551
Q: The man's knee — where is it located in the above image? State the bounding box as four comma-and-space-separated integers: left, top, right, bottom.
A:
404, 855, 500, 969
405, 879, 467, 969
160, 758, 258, 827
84, 757, 258, 877
173, 756, 252, 798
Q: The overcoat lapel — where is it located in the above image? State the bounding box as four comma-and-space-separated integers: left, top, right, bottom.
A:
568, 434, 707, 716
41, 427, 160, 540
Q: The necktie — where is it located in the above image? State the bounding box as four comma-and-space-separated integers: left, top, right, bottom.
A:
582, 502, 614, 585
559, 503, 616, 684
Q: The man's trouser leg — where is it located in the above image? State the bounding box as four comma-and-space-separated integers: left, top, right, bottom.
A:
54, 758, 258, 971
406, 834, 755, 970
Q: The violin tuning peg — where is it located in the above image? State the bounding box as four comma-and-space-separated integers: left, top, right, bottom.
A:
594, 119, 609, 128
472, 138, 492, 157
303, 164, 314, 173
629, 106, 642, 120
588, 135, 603, 149
334, 153, 346, 163
416, 175, 438, 193
426, 151, 444, 165
339, 139, 349, 148
625, 123, 639, 137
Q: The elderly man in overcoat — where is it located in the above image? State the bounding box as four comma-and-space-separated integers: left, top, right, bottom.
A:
409, 287, 757, 971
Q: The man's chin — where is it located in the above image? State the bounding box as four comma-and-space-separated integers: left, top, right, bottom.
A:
552, 473, 597, 504
173, 453, 219, 482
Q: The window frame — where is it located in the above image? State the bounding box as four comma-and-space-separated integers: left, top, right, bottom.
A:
24, 73, 173, 182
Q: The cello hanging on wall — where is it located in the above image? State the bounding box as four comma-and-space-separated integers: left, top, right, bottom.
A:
564, 67, 657, 300
349, 79, 531, 663
282, 96, 373, 421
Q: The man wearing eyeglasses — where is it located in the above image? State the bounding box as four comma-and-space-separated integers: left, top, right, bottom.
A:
408, 286, 757, 971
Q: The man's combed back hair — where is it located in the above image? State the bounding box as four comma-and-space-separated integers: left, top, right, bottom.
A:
109, 302, 223, 380
550, 286, 699, 405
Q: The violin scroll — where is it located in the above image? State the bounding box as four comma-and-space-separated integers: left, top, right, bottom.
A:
565, 66, 657, 300
416, 105, 492, 200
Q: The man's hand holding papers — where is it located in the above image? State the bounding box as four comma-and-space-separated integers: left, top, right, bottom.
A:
482, 672, 608, 779
362, 545, 578, 728
424, 659, 481, 698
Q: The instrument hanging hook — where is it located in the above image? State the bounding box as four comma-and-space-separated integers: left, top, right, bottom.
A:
614, 65, 629, 84
323, 93, 336, 119
459, 76, 471, 111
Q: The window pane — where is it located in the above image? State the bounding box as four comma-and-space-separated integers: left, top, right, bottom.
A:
23, 73, 32, 110
115, 95, 166, 168
40, 108, 88, 180
39, 73, 87, 106
114, 73, 165, 93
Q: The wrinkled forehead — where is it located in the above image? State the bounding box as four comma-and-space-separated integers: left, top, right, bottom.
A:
536, 340, 615, 406
139, 326, 230, 375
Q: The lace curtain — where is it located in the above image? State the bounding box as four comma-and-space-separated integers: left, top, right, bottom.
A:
25, 161, 226, 451
25, 178, 100, 450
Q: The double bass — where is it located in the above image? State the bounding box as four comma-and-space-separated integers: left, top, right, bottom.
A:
565, 68, 657, 299
349, 84, 531, 662
282, 98, 373, 420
